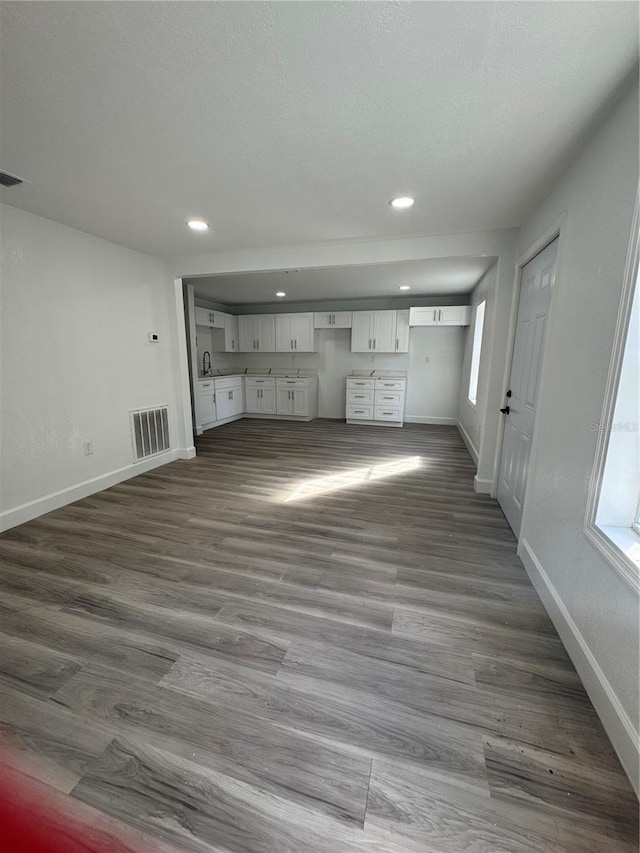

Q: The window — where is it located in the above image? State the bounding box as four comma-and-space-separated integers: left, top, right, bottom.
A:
585, 199, 640, 589
467, 300, 486, 406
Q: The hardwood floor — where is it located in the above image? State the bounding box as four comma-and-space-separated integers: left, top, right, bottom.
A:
0, 419, 637, 852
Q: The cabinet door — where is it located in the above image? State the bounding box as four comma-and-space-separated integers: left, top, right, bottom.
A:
351, 312, 372, 352
291, 388, 308, 417
228, 387, 243, 417
313, 312, 332, 328
395, 310, 410, 352
257, 315, 276, 352
245, 386, 261, 413
224, 315, 238, 352
437, 305, 471, 326
197, 391, 215, 424
195, 306, 213, 327
238, 316, 255, 351
333, 312, 352, 328
292, 313, 315, 351
211, 311, 225, 329
214, 390, 231, 421
409, 307, 439, 326
276, 386, 292, 415
275, 314, 294, 352
372, 311, 397, 352
262, 387, 277, 414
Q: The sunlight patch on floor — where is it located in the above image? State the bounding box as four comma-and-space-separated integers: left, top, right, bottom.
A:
282, 456, 423, 502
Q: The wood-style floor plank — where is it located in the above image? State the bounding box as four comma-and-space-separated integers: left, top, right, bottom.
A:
0, 419, 636, 852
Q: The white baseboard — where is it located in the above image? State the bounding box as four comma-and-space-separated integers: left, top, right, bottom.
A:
0, 450, 180, 533
473, 475, 493, 494
519, 537, 639, 795
405, 416, 457, 425
178, 446, 197, 460
457, 420, 479, 464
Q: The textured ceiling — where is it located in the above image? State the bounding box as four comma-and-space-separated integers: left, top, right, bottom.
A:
190, 256, 497, 304
1, 2, 637, 259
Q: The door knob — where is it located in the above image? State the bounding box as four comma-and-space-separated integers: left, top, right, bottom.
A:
500, 406, 510, 415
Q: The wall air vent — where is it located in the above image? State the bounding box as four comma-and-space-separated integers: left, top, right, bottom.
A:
0, 171, 28, 187
130, 406, 170, 462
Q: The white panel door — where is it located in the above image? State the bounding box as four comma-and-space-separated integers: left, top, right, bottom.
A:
351, 312, 373, 352
372, 311, 397, 352
395, 310, 410, 352
497, 238, 557, 535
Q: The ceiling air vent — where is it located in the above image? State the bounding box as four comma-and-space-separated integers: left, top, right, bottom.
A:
0, 170, 28, 187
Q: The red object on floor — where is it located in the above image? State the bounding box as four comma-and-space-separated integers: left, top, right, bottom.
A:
0, 748, 148, 853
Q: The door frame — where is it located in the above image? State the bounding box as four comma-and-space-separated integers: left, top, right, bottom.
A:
492, 214, 567, 539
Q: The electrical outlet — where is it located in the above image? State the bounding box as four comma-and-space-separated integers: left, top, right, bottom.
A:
83, 441, 94, 456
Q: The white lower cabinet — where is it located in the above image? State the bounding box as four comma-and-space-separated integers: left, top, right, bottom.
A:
346, 377, 407, 426
197, 379, 216, 426
275, 378, 317, 419
213, 376, 243, 422
245, 377, 277, 415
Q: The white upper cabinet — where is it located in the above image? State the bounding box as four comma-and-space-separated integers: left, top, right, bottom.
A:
313, 311, 352, 329
275, 313, 316, 352
224, 314, 239, 353
195, 306, 225, 329
395, 310, 410, 352
409, 306, 471, 326
351, 311, 397, 353
437, 305, 471, 326
238, 314, 276, 351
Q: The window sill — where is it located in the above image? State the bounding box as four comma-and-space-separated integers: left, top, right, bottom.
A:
585, 522, 640, 592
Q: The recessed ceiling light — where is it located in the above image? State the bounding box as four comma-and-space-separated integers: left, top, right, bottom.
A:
276, 291, 286, 298
389, 196, 415, 210
399, 285, 411, 291
187, 219, 209, 231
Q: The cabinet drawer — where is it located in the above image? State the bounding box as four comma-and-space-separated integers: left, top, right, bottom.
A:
215, 376, 243, 390
375, 380, 406, 391
347, 378, 375, 390
276, 378, 309, 388
348, 390, 374, 404
375, 406, 403, 421
198, 381, 214, 393
347, 404, 373, 420
245, 376, 275, 388
375, 391, 404, 406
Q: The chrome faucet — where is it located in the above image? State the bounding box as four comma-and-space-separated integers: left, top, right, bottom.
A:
202, 351, 211, 375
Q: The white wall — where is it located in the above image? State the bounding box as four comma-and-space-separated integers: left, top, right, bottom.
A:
509, 82, 639, 789
0, 204, 193, 530
224, 325, 464, 422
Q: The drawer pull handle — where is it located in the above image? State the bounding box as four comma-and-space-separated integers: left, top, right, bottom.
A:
354, 410, 364, 414
383, 411, 394, 415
